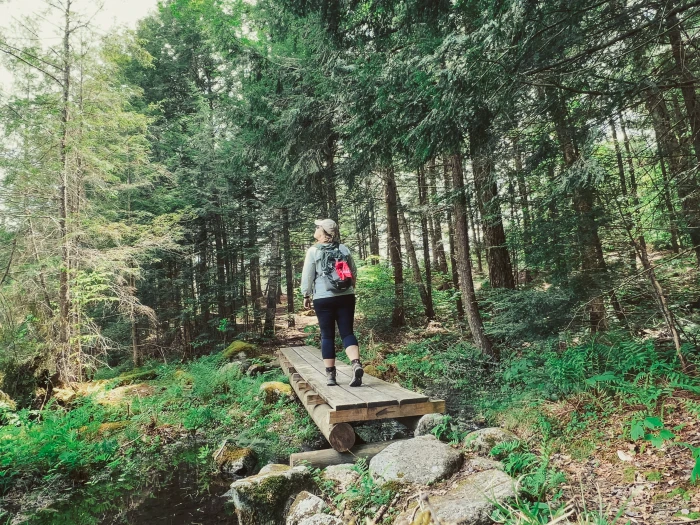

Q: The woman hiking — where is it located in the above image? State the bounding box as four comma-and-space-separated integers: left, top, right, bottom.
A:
301, 218, 364, 387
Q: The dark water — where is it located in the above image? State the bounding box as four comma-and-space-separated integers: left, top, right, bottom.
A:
118, 467, 236, 525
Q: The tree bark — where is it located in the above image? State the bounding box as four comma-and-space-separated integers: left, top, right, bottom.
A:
384, 165, 405, 327
398, 195, 434, 320
513, 135, 532, 258
468, 108, 515, 289
417, 166, 435, 319
427, 158, 448, 274
282, 207, 295, 328
58, 0, 73, 380
548, 88, 607, 332
442, 156, 464, 319
646, 89, 700, 264
264, 214, 281, 335
450, 151, 496, 359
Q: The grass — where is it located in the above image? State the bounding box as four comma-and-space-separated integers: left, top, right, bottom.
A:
0, 351, 318, 523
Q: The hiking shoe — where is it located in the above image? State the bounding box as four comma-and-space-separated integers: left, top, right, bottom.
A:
349, 361, 363, 387
326, 367, 337, 386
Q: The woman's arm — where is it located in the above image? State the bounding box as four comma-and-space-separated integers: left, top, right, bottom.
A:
300, 246, 316, 299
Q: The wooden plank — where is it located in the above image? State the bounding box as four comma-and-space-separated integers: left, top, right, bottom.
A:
288, 347, 399, 408
280, 348, 365, 410
290, 439, 407, 468
294, 346, 429, 405
328, 399, 445, 424
282, 356, 356, 452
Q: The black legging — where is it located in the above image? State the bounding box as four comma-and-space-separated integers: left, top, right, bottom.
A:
314, 294, 358, 360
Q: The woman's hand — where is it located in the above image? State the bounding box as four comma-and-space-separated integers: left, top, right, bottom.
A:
304, 297, 312, 309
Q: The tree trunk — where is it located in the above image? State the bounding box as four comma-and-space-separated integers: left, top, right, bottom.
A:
450, 151, 495, 358
442, 156, 464, 319
282, 208, 295, 328
368, 179, 380, 263
417, 166, 435, 319
196, 218, 211, 331
384, 165, 405, 327
468, 108, 515, 289
513, 135, 532, 258
214, 213, 228, 321
646, 90, 700, 264
427, 158, 448, 274
57, 0, 73, 381
465, 185, 483, 274
548, 88, 607, 332
324, 136, 339, 223
398, 195, 434, 320
264, 214, 281, 335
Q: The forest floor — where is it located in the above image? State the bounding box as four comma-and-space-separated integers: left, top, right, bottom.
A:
266, 295, 700, 525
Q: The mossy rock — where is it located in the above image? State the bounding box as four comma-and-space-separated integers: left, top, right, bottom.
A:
79, 421, 128, 437
259, 381, 294, 404
97, 383, 157, 406
0, 389, 16, 411
215, 445, 257, 479
173, 369, 194, 385
222, 340, 259, 360
115, 370, 157, 385
463, 427, 519, 457
224, 465, 313, 525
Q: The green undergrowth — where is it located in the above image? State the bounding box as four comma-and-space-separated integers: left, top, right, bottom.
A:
0, 352, 317, 524
382, 332, 700, 524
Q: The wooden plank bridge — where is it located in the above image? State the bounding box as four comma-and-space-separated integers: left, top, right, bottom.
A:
278, 346, 445, 452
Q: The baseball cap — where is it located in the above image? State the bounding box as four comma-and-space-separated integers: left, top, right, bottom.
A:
315, 218, 338, 237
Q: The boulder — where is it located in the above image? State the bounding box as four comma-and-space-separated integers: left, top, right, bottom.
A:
464, 427, 519, 457
247, 363, 279, 376
298, 516, 343, 525
260, 382, 294, 404
414, 413, 447, 438
286, 491, 326, 525
97, 383, 157, 406
215, 446, 257, 480
394, 469, 517, 525
222, 340, 259, 360
370, 435, 463, 486
224, 464, 313, 525
322, 464, 360, 492
467, 456, 504, 471
0, 390, 16, 411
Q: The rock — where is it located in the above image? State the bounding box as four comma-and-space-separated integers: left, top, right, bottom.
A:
370, 435, 463, 486
467, 457, 504, 471
322, 464, 360, 491
464, 427, 519, 457
173, 369, 194, 385
115, 370, 157, 385
247, 363, 279, 376
259, 463, 292, 475
52, 387, 77, 404
299, 309, 316, 317
222, 340, 259, 360
259, 382, 294, 404
97, 383, 157, 406
0, 390, 16, 411
215, 446, 257, 480
394, 469, 517, 525
414, 413, 448, 438
286, 491, 326, 525
298, 515, 343, 525
224, 464, 313, 525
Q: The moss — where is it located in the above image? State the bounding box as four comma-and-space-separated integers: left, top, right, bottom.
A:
173, 369, 194, 385
363, 365, 379, 377
259, 382, 293, 404
222, 340, 259, 360
115, 370, 157, 385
